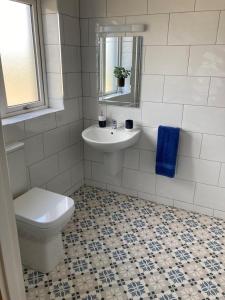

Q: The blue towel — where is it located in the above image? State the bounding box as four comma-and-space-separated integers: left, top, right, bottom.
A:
155, 126, 180, 178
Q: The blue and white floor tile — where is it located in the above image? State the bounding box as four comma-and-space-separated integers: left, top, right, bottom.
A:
24, 186, 225, 299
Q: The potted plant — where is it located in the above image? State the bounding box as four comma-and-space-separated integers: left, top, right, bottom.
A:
113, 66, 131, 87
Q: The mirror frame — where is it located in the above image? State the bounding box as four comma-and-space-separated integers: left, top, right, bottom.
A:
97, 35, 143, 107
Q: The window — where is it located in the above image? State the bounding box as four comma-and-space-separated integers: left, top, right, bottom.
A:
0, 0, 47, 117
101, 36, 133, 97
105, 37, 119, 95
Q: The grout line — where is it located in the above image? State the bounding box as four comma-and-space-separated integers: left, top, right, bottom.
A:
154, 173, 157, 195
166, 13, 171, 45
217, 162, 223, 186
206, 77, 212, 105
61, 13, 80, 20
137, 148, 141, 170
181, 104, 184, 128
215, 11, 222, 44
198, 133, 203, 159
142, 99, 225, 110
162, 76, 166, 103
82, 10, 225, 20
140, 43, 225, 47
41, 133, 45, 162
90, 161, 93, 178
186, 46, 191, 75
26, 167, 32, 190
87, 18, 89, 46
193, 182, 197, 205
194, 0, 197, 11
79, 0, 81, 18
141, 73, 225, 78
177, 151, 224, 165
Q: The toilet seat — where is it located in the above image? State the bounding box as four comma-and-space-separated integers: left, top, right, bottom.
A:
14, 188, 75, 229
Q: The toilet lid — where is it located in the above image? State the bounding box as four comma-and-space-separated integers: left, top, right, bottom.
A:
14, 188, 74, 229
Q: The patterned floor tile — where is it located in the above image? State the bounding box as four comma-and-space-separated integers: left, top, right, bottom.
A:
24, 185, 225, 299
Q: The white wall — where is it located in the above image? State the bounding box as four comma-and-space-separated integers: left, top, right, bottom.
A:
3, 0, 225, 219
80, 0, 225, 218
3, 0, 83, 196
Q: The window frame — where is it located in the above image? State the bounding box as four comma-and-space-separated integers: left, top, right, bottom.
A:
0, 0, 48, 118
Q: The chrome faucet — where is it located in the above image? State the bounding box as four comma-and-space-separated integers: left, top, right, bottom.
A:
111, 119, 117, 129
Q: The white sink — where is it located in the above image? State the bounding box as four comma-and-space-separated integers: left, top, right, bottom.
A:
82, 125, 141, 175
82, 125, 141, 152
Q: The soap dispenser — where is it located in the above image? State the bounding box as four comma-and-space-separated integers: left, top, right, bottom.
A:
98, 111, 106, 128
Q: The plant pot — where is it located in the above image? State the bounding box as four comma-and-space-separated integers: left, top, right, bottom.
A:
117, 77, 125, 87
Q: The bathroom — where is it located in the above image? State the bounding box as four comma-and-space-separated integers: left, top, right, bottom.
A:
1, 0, 225, 299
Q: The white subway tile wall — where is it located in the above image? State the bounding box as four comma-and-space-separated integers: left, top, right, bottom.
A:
148, 0, 195, 14
168, 12, 219, 45
3, 0, 83, 196
195, 0, 225, 11
141, 75, 164, 102
107, 0, 148, 17
144, 46, 189, 75
188, 45, 225, 77
208, 77, 225, 107
81, 0, 225, 218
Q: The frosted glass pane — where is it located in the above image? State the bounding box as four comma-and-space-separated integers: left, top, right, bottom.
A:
121, 37, 133, 92
0, 0, 39, 107
105, 37, 118, 94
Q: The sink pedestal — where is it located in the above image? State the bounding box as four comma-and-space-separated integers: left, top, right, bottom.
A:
104, 151, 124, 176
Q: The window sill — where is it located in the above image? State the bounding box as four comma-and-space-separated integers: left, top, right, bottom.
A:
2, 107, 63, 126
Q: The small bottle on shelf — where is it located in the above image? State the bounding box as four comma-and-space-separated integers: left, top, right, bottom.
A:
98, 111, 106, 128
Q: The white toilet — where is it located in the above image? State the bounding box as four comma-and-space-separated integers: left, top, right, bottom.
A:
6, 144, 75, 273
14, 188, 74, 273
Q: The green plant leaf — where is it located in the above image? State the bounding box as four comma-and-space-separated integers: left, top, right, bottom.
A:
113, 66, 131, 79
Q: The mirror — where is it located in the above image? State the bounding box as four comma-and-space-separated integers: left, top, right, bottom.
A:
98, 36, 142, 107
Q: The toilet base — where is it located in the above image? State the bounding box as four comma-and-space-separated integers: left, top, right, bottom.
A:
19, 233, 64, 273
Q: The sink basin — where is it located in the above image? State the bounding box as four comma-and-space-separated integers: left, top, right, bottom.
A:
82, 125, 141, 152
82, 125, 141, 176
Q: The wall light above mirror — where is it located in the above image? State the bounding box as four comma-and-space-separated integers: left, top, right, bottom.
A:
97, 24, 144, 107
98, 24, 145, 33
